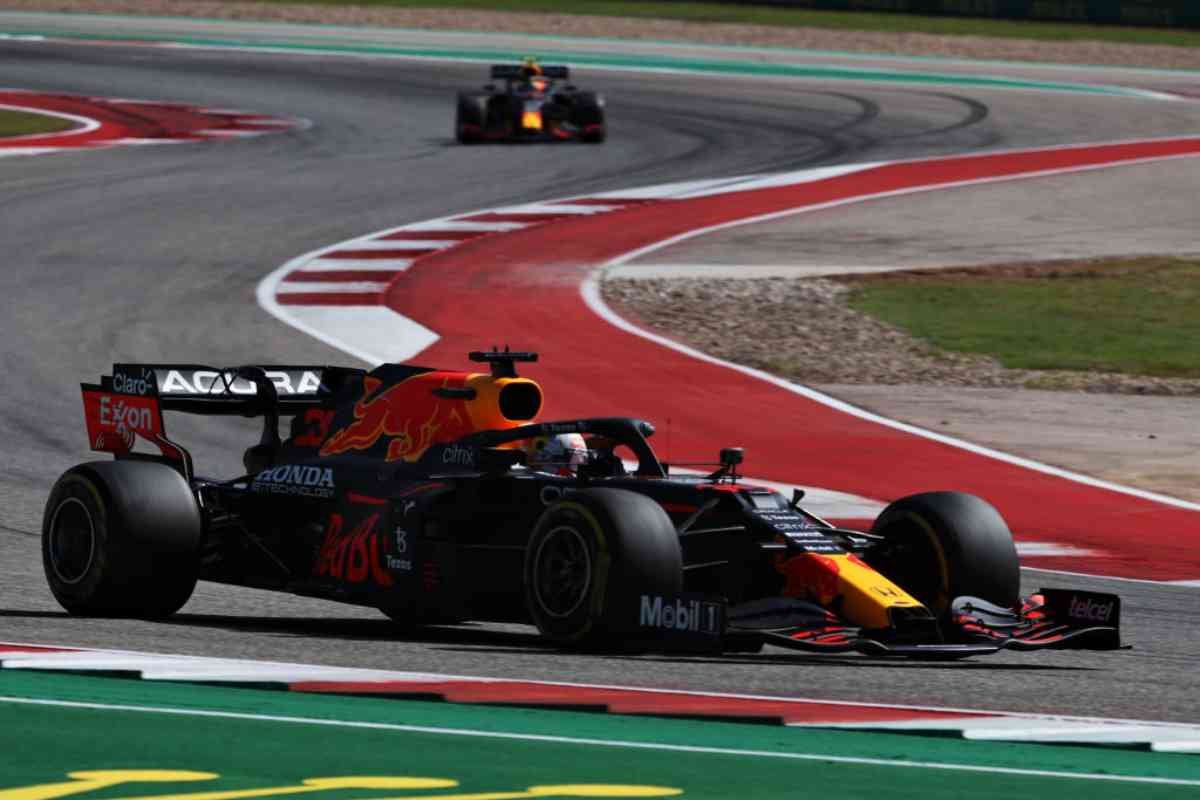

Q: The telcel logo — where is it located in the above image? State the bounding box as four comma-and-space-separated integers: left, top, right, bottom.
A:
1069, 596, 1114, 623
639, 595, 720, 634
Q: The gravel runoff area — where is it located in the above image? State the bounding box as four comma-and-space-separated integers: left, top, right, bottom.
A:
603, 272, 1200, 396
8, 0, 1200, 71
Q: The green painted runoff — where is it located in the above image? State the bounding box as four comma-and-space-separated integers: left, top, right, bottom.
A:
1, 671, 1199, 800
0, 109, 76, 138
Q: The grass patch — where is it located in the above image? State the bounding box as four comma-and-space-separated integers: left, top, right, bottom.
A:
0, 109, 76, 138
844, 257, 1200, 378
230, 1, 1200, 49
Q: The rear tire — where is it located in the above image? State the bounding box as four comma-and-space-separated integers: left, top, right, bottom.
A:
524, 488, 680, 648
866, 491, 1019, 615
42, 461, 202, 618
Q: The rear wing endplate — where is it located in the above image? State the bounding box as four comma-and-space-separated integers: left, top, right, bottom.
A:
80, 364, 364, 477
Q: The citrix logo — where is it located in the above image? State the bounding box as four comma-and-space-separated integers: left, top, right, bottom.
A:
441, 443, 475, 467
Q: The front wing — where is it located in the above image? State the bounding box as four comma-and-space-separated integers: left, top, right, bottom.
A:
638, 585, 1123, 662
701, 589, 1123, 659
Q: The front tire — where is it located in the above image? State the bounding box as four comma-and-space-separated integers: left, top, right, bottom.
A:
42, 461, 202, 618
578, 93, 606, 143
524, 488, 681, 648
456, 93, 487, 144
866, 491, 1019, 615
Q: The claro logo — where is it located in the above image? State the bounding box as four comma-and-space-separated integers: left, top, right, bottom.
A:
1069, 596, 1114, 623
639, 595, 721, 635
113, 367, 155, 396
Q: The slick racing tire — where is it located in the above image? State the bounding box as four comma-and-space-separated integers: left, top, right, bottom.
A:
571, 92, 606, 143
455, 93, 487, 144
524, 488, 681, 648
866, 491, 1019, 615
42, 461, 202, 618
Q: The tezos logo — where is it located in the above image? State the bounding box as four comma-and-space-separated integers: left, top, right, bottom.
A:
639, 595, 721, 635
441, 443, 475, 468
543, 422, 584, 434
1068, 596, 1114, 623
252, 465, 336, 499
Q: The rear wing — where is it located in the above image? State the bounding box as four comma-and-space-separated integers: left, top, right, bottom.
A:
97, 364, 363, 415
490, 64, 569, 80
81, 364, 364, 474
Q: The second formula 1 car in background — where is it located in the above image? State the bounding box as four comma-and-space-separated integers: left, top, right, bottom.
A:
456, 59, 605, 144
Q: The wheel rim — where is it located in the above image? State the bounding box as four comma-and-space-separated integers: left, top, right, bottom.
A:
48, 497, 96, 585
531, 524, 592, 619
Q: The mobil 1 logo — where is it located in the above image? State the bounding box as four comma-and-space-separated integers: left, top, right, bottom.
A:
634, 592, 725, 651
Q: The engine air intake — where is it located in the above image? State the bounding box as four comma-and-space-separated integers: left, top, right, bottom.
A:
499, 381, 542, 421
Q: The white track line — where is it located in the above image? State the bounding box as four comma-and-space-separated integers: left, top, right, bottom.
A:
480, 202, 625, 214
365, 238, 459, 249
0, 147, 61, 157
293, 258, 414, 272
401, 220, 527, 232
2, 640, 1181, 726
330, 241, 444, 251
274, 281, 390, 294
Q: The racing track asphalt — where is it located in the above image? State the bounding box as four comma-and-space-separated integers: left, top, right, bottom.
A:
1, 35, 1198, 723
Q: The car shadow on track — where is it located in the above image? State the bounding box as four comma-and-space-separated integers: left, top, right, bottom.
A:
432, 645, 1097, 671
0, 610, 1099, 670
0, 608, 553, 649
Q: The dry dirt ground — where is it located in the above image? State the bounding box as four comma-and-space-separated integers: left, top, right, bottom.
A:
10, 1, 1199, 500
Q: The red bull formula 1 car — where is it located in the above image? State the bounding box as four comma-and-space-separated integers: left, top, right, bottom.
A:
456, 60, 605, 144
43, 350, 1122, 658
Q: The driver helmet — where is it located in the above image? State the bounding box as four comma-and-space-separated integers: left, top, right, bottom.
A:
521, 57, 548, 92
525, 433, 588, 474
521, 56, 543, 78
